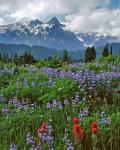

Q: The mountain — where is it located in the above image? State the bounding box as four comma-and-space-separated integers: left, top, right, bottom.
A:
0, 17, 118, 51
0, 17, 83, 51
75, 32, 118, 48
30, 19, 43, 26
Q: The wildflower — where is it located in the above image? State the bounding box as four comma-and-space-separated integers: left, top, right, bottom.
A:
37, 122, 54, 146
37, 128, 45, 134
31, 146, 41, 150
26, 132, 35, 145
91, 122, 98, 128
91, 121, 98, 134
9, 143, 17, 150
78, 108, 89, 122
73, 124, 81, 141
73, 124, 81, 134
73, 117, 79, 125
2, 107, 9, 115
37, 123, 47, 136
80, 128, 86, 139
91, 127, 98, 134
41, 123, 47, 129
99, 117, 111, 125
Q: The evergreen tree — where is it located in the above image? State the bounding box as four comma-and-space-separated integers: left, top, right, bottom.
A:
84, 46, 96, 62
110, 46, 113, 55
0, 53, 2, 61
10, 52, 14, 60
13, 53, 18, 64
103, 43, 109, 57
3, 52, 6, 62
16, 51, 37, 65
91, 46, 96, 60
62, 49, 71, 63
6, 53, 9, 62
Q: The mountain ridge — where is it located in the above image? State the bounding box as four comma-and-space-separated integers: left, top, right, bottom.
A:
0, 17, 118, 51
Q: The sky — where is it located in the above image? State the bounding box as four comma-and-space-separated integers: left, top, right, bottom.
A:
0, 0, 120, 37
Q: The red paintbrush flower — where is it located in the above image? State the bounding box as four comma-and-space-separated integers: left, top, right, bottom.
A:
91, 127, 98, 134
73, 117, 79, 125
73, 125, 86, 142
73, 125, 86, 141
41, 123, 47, 129
91, 122, 98, 128
37, 122, 47, 135
80, 128, 86, 139
73, 124, 81, 140
73, 124, 81, 133
37, 127, 44, 134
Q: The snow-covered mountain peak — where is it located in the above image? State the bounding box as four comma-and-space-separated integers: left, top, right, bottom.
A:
47, 17, 60, 25
0, 17, 118, 50
30, 19, 43, 26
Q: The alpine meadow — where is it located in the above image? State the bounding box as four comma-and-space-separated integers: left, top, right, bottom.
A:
0, 0, 120, 150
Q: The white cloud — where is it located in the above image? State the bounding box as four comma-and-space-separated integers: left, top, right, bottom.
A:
0, 18, 4, 24
0, 0, 110, 22
0, 0, 120, 37
64, 8, 120, 37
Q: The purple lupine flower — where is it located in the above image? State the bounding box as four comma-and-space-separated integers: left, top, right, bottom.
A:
47, 102, 53, 109
78, 107, 89, 122
52, 100, 58, 108
99, 117, 111, 125
46, 135, 54, 145
63, 128, 74, 150
31, 146, 41, 150
48, 78, 54, 87
9, 143, 17, 150
99, 112, 111, 125
37, 123, 54, 146
26, 132, 35, 145
2, 107, 9, 115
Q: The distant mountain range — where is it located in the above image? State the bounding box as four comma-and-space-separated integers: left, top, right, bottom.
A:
0, 17, 119, 51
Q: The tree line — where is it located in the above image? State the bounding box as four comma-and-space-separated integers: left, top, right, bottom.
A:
85, 43, 112, 62
0, 43, 113, 64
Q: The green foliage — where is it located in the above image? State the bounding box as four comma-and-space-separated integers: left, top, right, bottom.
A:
85, 63, 100, 73
38, 78, 78, 104
59, 65, 80, 73
36, 52, 72, 69
99, 55, 120, 64
36, 56, 63, 68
